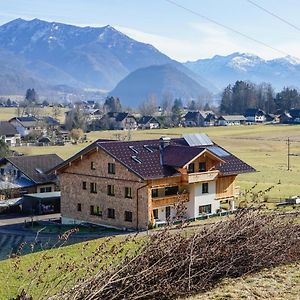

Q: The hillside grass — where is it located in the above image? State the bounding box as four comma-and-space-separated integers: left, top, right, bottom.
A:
13, 124, 300, 200
190, 261, 300, 300
0, 107, 67, 123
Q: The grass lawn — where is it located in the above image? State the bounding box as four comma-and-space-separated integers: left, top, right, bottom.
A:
0, 107, 67, 123
189, 261, 300, 300
12, 124, 300, 200
0, 235, 140, 299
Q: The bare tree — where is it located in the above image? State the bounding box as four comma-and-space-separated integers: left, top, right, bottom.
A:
139, 94, 157, 116
161, 92, 173, 115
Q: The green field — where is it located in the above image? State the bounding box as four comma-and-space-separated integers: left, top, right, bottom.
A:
0, 107, 67, 123
13, 124, 300, 200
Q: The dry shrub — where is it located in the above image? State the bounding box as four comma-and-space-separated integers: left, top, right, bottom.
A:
50, 210, 300, 300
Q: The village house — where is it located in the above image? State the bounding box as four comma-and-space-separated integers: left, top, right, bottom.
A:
0, 154, 63, 200
9, 116, 43, 137
217, 115, 247, 126
138, 116, 160, 129
55, 133, 255, 230
244, 109, 266, 123
0, 121, 21, 146
183, 111, 216, 127
99, 112, 138, 130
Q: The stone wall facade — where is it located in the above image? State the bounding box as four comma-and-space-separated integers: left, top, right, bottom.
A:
60, 148, 149, 230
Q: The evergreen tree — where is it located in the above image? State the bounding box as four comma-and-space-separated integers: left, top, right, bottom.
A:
103, 96, 122, 112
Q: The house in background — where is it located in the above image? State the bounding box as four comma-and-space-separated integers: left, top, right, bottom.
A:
99, 112, 138, 130
244, 109, 266, 123
9, 116, 43, 137
55, 134, 255, 230
138, 116, 160, 129
289, 109, 300, 124
204, 113, 216, 127
217, 115, 247, 126
0, 154, 63, 200
0, 121, 21, 146
183, 111, 215, 127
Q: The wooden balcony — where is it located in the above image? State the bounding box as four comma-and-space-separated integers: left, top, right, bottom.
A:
152, 192, 189, 208
187, 170, 219, 184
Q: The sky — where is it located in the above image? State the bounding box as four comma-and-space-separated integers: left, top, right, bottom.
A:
0, 0, 300, 62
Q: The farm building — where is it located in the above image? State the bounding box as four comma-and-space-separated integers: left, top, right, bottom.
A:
0, 121, 21, 146
217, 115, 246, 126
55, 134, 255, 230
138, 116, 160, 129
244, 109, 266, 123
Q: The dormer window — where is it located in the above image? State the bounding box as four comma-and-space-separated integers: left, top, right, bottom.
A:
91, 161, 96, 170
188, 163, 195, 173
199, 162, 206, 172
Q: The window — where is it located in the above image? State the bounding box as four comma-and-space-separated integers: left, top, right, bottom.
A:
90, 182, 97, 193
40, 187, 52, 193
77, 203, 82, 212
199, 162, 206, 172
188, 163, 195, 173
0, 168, 4, 176
199, 204, 212, 215
124, 211, 133, 222
90, 205, 102, 216
202, 183, 209, 194
165, 206, 171, 219
107, 184, 115, 196
125, 187, 132, 199
82, 181, 87, 190
108, 163, 115, 174
91, 161, 96, 170
165, 186, 179, 196
153, 209, 158, 219
151, 188, 159, 198
108, 208, 115, 219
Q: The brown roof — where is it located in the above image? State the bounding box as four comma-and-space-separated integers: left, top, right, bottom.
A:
56, 137, 255, 180
0, 154, 63, 184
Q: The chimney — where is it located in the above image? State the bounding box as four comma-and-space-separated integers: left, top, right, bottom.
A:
159, 136, 170, 165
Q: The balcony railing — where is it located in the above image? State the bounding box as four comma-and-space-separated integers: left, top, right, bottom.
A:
187, 170, 219, 184
152, 192, 189, 208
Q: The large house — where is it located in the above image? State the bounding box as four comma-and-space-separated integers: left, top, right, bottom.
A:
0, 154, 63, 200
217, 115, 247, 126
9, 116, 43, 137
99, 112, 138, 130
244, 109, 266, 123
138, 116, 160, 129
0, 121, 21, 146
184, 111, 216, 127
55, 134, 255, 230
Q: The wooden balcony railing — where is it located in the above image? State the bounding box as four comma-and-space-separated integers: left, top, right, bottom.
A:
187, 170, 219, 184
152, 192, 189, 208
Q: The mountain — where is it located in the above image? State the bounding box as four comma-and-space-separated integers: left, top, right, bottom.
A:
0, 18, 215, 98
184, 52, 300, 90
110, 64, 211, 107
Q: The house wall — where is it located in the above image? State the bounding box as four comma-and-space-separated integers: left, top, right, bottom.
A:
9, 120, 27, 137
59, 149, 149, 230
1, 134, 21, 147
216, 175, 236, 199
186, 181, 219, 218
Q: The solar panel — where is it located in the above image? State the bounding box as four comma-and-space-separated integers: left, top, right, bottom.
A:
183, 133, 213, 146
208, 146, 230, 157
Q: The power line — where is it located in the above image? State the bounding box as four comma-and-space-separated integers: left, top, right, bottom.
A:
163, 0, 295, 57
246, 0, 300, 33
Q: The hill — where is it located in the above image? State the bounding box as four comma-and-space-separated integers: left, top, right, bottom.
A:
185, 52, 300, 90
110, 64, 211, 107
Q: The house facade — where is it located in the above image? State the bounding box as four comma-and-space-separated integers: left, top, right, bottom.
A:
0, 121, 21, 146
56, 134, 254, 230
0, 154, 63, 200
99, 112, 138, 130
184, 111, 215, 127
9, 116, 43, 137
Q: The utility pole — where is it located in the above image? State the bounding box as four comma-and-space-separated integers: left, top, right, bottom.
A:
287, 137, 291, 171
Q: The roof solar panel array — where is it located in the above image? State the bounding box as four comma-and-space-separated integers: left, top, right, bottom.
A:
208, 146, 230, 157
183, 133, 214, 147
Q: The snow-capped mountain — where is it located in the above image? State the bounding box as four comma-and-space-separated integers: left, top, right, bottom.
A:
185, 52, 300, 90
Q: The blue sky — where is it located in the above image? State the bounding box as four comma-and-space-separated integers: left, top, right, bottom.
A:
0, 0, 299, 62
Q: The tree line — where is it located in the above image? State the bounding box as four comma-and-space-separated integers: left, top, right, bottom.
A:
220, 81, 300, 114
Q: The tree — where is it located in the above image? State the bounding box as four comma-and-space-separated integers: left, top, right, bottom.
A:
52, 106, 62, 121
220, 85, 232, 113
65, 106, 87, 131
139, 94, 157, 116
171, 98, 183, 126
187, 100, 197, 111
6, 98, 12, 107
25, 88, 38, 103
103, 96, 122, 113
204, 102, 211, 111
42, 100, 50, 107
0, 140, 9, 158
161, 92, 173, 115
69, 128, 84, 143
275, 87, 300, 111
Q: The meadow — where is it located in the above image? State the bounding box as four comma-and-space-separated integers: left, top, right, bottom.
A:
13, 124, 300, 200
